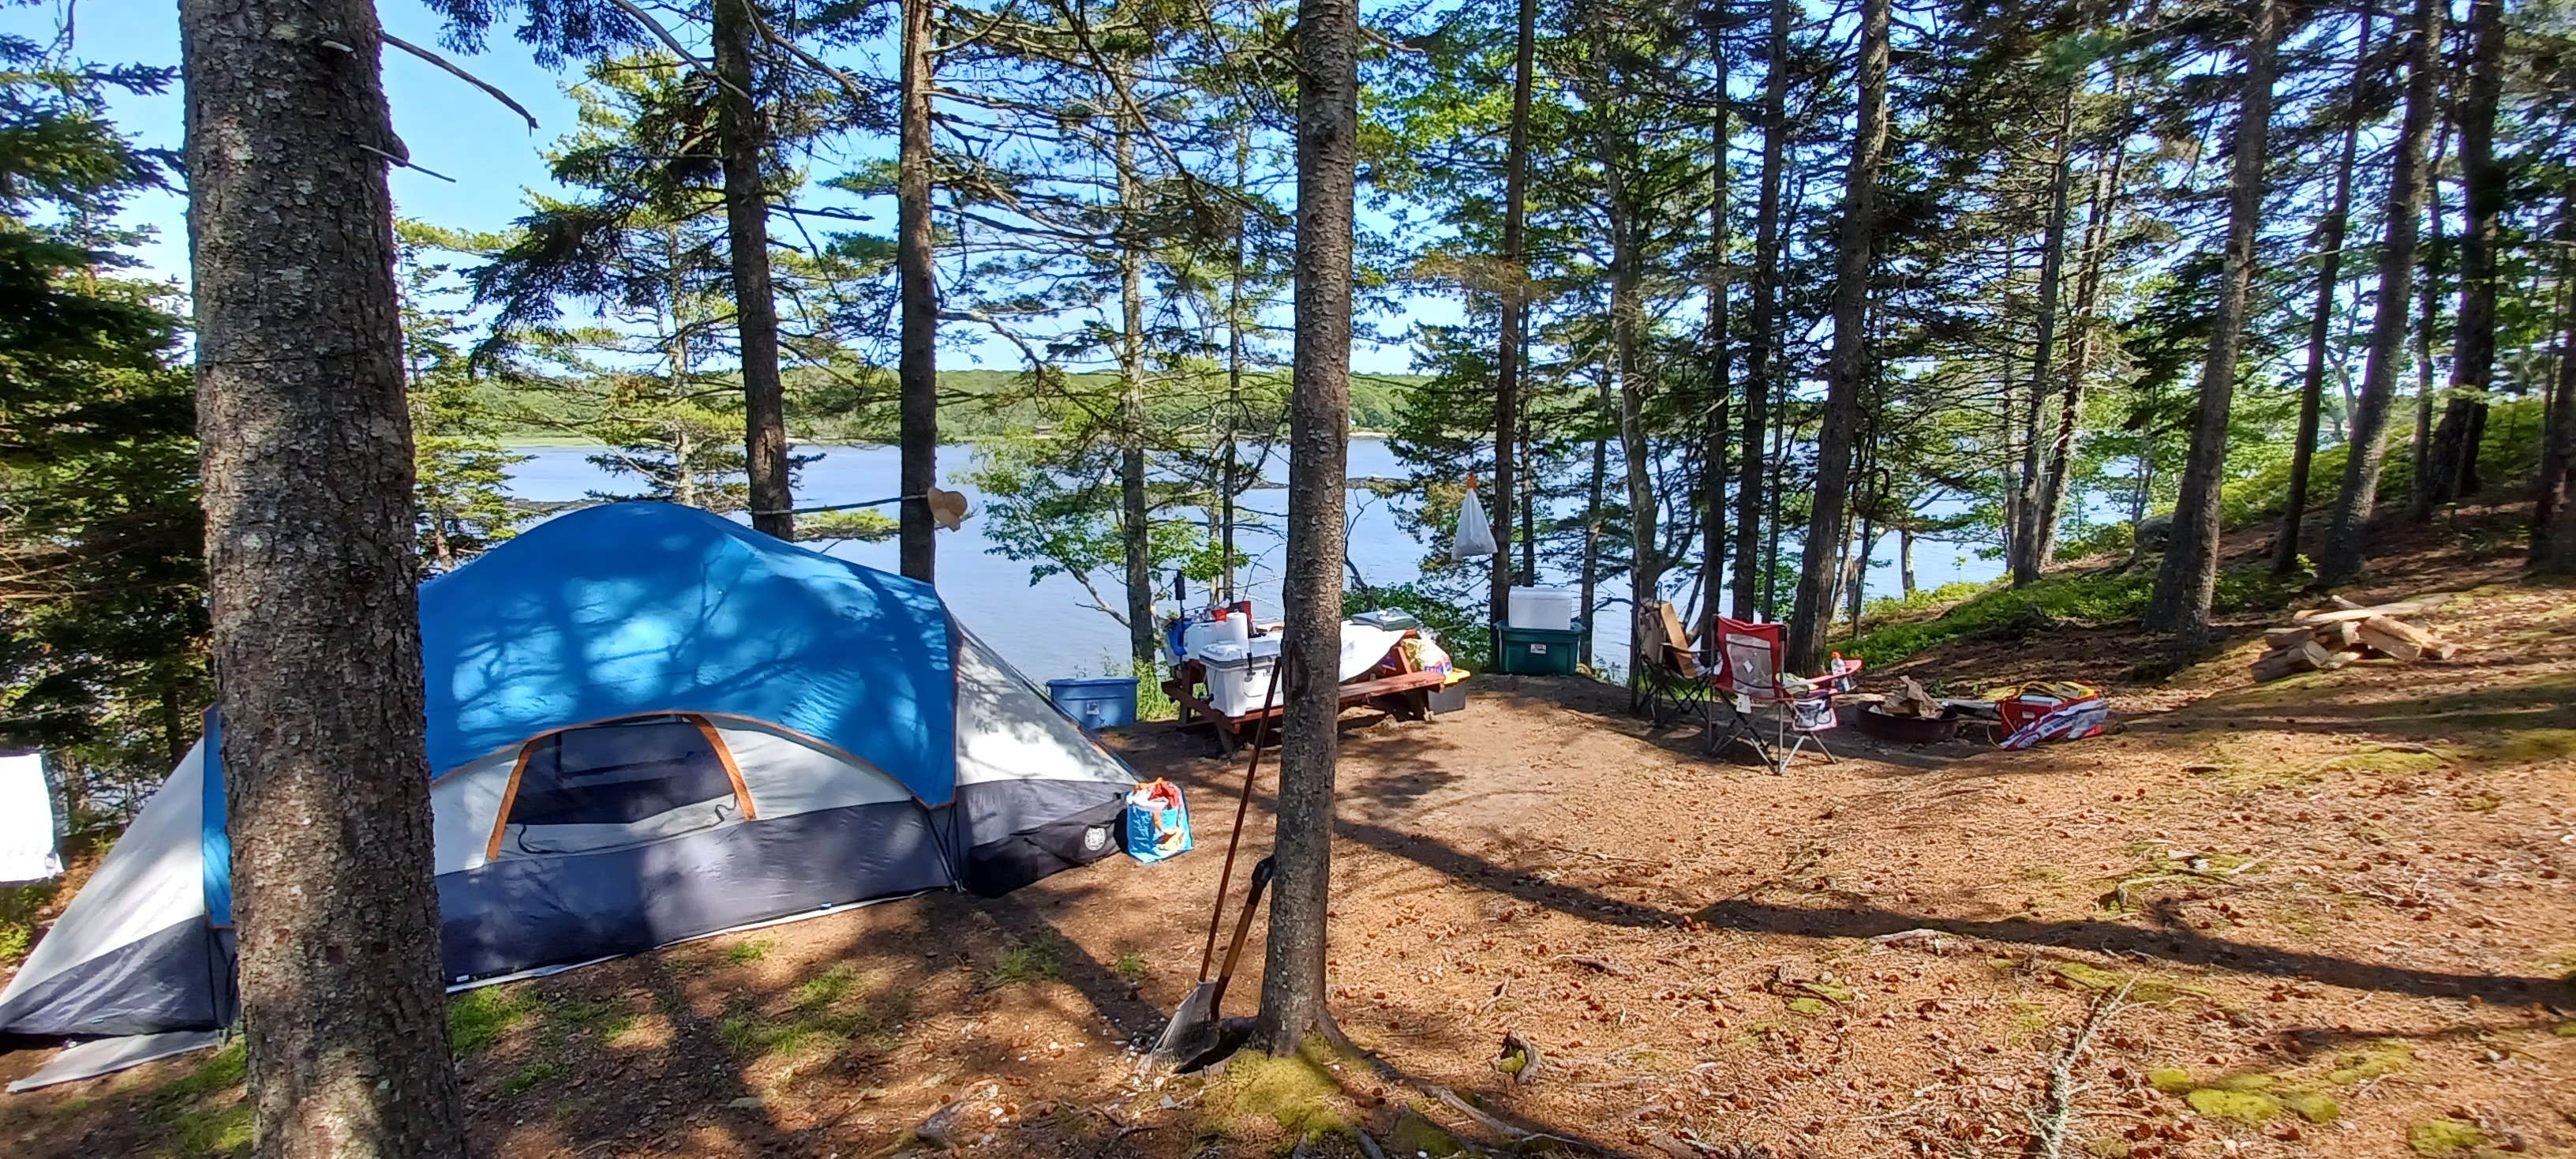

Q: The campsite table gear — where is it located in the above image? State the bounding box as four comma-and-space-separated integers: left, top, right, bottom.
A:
1047, 676, 1140, 730
1494, 623, 1583, 675
1197, 639, 1284, 716
1151, 658, 1285, 1064
1505, 586, 1578, 632
1996, 681, 2107, 749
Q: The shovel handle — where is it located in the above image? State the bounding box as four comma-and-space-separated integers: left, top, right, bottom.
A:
1205, 857, 1275, 1013
1196, 654, 1288, 981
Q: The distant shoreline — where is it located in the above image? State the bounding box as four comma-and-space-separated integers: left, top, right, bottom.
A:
500, 430, 1398, 450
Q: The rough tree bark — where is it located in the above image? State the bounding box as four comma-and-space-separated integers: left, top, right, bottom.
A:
2409, 122, 2453, 519
2422, 0, 2505, 513
179, 0, 469, 1150
713, 0, 792, 540
1115, 78, 1155, 670
1582, 19, 1657, 683
1491, 0, 1537, 619
897, 0, 939, 580
2011, 88, 2079, 587
1785, 0, 1887, 674
2035, 132, 2125, 569
1702, 13, 1732, 633
2273, 5, 2375, 574
1255, 0, 1356, 1057
2321, 0, 2444, 583
2144, 0, 2278, 641
1733, 0, 1789, 623
2535, 186, 2576, 570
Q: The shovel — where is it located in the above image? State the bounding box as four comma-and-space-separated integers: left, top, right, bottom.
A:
1150, 655, 1287, 1065
1153, 857, 1274, 1067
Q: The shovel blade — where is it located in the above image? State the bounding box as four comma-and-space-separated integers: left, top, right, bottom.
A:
1150, 982, 1221, 1064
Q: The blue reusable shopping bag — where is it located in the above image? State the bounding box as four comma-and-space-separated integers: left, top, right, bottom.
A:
1124, 778, 1193, 863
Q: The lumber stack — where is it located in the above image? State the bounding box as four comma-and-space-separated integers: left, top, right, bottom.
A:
2248, 594, 2462, 681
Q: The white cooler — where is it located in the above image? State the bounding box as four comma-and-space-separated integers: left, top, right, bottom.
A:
1507, 586, 1578, 632
1198, 638, 1283, 715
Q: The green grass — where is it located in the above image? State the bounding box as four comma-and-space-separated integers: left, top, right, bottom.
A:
724, 938, 775, 965
987, 938, 1065, 987
1837, 564, 2301, 669
716, 964, 912, 1061
147, 1042, 249, 1157
446, 986, 533, 1056
1114, 949, 1148, 984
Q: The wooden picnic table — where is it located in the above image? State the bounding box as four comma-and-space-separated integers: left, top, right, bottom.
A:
1160, 628, 1452, 755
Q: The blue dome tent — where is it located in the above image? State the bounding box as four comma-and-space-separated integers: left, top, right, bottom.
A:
0, 502, 1137, 1086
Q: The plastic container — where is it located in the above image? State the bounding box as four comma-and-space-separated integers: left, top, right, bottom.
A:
1197, 638, 1283, 715
1506, 586, 1578, 632
1178, 612, 1249, 660
1350, 608, 1422, 631
1493, 624, 1584, 676
1046, 677, 1140, 730
1428, 682, 1468, 714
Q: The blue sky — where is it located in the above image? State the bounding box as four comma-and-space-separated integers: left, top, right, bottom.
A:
25, 0, 1447, 373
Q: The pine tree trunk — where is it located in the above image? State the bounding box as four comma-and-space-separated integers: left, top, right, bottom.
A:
897, 0, 939, 581
2534, 186, 2576, 570
2274, 6, 2375, 574
1899, 527, 1916, 595
1785, 0, 1888, 673
1255, 0, 1356, 1057
2410, 123, 2453, 520
1578, 376, 1609, 666
2426, 0, 2504, 512
180, 0, 468, 1150
2035, 133, 2125, 570
1116, 92, 1155, 670
1702, 18, 1732, 632
2012, 90, 2079, 587
1585, 27, 1657, 682
713, 0, 792, 540
1491, 0, 1537, 618
1733, 0, 1789, 623
2320, 0, 2444, 583
2145, 0, 2278, 641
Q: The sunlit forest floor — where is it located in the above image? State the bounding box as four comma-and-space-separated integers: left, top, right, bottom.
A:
4, 501, 2571, 1158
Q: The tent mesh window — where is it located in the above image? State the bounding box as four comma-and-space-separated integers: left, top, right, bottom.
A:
499, 715, 747, 857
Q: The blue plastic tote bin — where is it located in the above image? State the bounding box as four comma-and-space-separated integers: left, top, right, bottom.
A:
1048, 677, 1139, 730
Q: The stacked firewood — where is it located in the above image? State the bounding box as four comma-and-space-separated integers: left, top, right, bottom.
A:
2248, 594, 2462, 681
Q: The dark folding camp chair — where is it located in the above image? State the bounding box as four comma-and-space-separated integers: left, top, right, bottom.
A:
1706, 616, 1860, 774
1632, 602, 1713, 727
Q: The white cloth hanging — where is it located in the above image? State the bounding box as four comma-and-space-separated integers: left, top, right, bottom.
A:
1450, 486, 1498, 561
0, 752, 60, 882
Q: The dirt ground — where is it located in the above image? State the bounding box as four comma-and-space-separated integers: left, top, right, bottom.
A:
4, 511, 2572, 1158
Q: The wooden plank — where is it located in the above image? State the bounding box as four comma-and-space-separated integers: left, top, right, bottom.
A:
2251, 640, 2334, 682
2316, 619, 2362, 648
2263, 625, 2317, 648
2355, 615, 2429, 662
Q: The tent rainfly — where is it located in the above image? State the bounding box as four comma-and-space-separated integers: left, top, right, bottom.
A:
0, 501, 1137, 1083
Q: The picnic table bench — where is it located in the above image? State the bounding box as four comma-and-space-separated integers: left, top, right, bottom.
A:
1160, 628, 1451, 755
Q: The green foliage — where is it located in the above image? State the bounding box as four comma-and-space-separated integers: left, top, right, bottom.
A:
0, 39, 205, 817
794, 508, 899, 544
1839, 565, 2300, 667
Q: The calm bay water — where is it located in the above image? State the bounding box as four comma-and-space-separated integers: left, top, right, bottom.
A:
502, 441, 1994, 681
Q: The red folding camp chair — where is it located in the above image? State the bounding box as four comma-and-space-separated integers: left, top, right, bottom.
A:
1706, 617, 1859, 773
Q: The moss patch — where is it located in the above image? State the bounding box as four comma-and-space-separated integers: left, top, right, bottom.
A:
2409, 1119, 2489, 1156
2184, 1088, 2279, 1123
2278, 1092, 2340, 1123
1784, 996, 1829, 1017
1206, 1037, 1352, 1142
146, 1042, 250, 1157
447, 986, 531, 1056
2050, 962, 2206, 1004
2474, 727, 2576, 765
2323, 1039, 2411, 1086
1388, 1107, 1465, 1157
2147, 1068, 2196, 1094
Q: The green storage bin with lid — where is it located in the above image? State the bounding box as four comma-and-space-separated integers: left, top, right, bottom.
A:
1492, 623, 1584, 676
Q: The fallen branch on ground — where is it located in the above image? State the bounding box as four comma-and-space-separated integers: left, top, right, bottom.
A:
2030, 980, 2132, 1159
